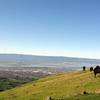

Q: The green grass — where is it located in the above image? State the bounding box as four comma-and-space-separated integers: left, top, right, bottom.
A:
0, 71, 100, 100
65, 93, 100, 100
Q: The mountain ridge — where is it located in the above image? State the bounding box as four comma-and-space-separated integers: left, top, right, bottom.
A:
0, 54, 100, 68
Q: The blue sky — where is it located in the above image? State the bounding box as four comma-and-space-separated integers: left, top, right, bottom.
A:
0, 0, 100, 58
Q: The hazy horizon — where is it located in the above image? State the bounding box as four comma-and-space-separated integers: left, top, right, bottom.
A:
0, 53, 100, 60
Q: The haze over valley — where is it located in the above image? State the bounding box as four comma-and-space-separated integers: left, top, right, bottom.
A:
0, 54, 100, 68
0, 54, 100, 76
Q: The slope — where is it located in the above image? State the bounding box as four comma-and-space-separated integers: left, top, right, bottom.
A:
0, 71, 100, 100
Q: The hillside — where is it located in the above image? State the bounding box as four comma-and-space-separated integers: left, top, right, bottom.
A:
0, 71, 100, 100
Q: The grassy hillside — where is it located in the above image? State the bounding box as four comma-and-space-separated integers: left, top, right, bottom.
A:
0, 71, 100, 100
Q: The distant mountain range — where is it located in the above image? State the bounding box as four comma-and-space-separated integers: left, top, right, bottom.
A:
0, 54, 100, 68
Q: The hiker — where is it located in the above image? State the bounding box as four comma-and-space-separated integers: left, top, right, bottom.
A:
90, 67, 93, 72
83, 66, 86, 71
94, 65, 100, 77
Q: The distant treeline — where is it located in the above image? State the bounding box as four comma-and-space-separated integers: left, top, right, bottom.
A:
0, 77, 36, 91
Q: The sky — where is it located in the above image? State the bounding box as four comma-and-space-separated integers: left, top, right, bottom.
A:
0, 0, 100, 59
